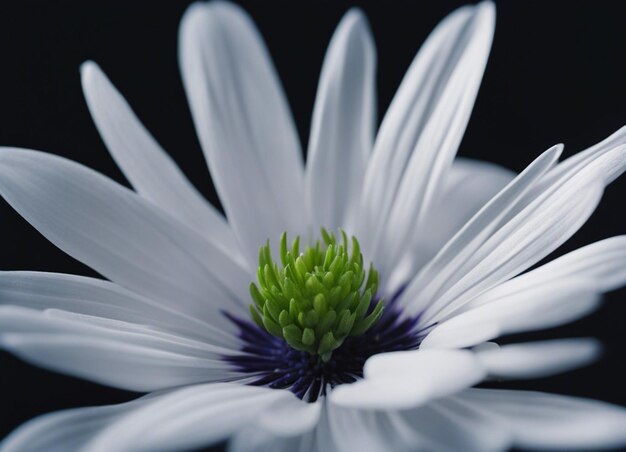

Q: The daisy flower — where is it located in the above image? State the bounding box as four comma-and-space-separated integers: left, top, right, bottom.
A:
2, 1, 626, 451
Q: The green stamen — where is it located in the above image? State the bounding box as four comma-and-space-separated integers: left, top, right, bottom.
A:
249, 228, 384, 362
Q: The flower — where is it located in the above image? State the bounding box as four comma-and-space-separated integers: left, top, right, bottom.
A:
2, 0, 626, 450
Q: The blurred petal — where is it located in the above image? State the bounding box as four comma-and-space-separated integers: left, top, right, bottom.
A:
330, 349, 485, 409
305, 8, 376, 232
256, 398, 321, 437
476, 338, 602, 379
388, 397, 512, 452
0, 397, 151, 452
179, 1, 305, 265
85, 383, 292, 452
230, 428, 315, 452
421, 282, 600, 349
460, 388, 626, 450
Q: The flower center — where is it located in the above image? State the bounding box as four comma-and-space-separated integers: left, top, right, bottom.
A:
248, 229, 384, 362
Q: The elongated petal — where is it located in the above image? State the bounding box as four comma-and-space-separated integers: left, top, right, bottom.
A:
0, 397, 152, 452
387, 398, 512, 452
358, 2, 494, 273
402, 123, 626, 323
325, 407, 410, 452
399, 145, 561, 316
417, 146, 626, 325
0, 271, 237, 345
305, 8, 376, 232
467, 235, 626, 312
421, 282, 600, 349
256, 398, 321, 437
528, 125, 626, 199
85, 383, 292, 452
459, 388, 626, 450
0, 148, 249, 324
0, 307, 237, 391
386, 158, 514, 293
179, 1, 306, 265
476, 338, 601, 379
230, 428, 316, 452
330, 349, 485, 409
80, 61, 240, 258
424, 179, 604, 325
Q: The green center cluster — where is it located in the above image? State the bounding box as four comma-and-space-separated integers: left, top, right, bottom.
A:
249, 229, 384, 362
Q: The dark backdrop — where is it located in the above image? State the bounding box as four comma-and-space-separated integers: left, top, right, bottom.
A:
1, 0, 626, 448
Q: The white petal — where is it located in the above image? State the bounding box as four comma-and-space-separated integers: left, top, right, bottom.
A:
329, 408, 409, 452
0, 307, 237, 391
399, 144, 562, 316
421, 282, 601, 349
529, 125, 626, 198
256, 398, 321, 437
229, 428, 315, 452
358, 2, 494, 275
476, 338, 601, 379
80, 61, 241, 258
387, 158, 514, 293
0, 397, 151, 452
418, 146, 620, 325
85, 383, 291, 452
402, 125, 626, 323
468, 235, 626, 312
330, 349, 485, 409
387, 397, 512, 452
179, 1, 306, 265
305, 8, 376, 232
0, 305, 235, 356
0, 148, 249, 323
460, 388, 626, 450
0, 271, 237, 346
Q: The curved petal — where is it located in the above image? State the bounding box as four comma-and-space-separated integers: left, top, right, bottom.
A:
398, 144, 561, 316
459, 388, 626, 450
255, 398, 321, 437
357, 1, 494, 274
229, 428, 316, 452
0, 307, 237, 391
0, 271, 237, 345
0, 147, 249, 323
84, 383, 293, 452
0, 397, 152, 452
179, 1, 306, 265
305, 8, 376, 232
387, 398, 512, 452
326, 406, 408, 452
80, 61, 241, 259
401, 124, 626, 323
410, 144, 626, 325
467, 235, 626, 312
421, 282, 601, 349
330, 349, 485, 410
386, 158, 514, 293
475, 338, 602, 379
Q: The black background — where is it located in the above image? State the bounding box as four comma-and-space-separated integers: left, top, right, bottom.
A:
1, 0, 626, 448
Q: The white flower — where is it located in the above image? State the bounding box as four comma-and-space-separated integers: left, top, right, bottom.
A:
1, 1, 626, 451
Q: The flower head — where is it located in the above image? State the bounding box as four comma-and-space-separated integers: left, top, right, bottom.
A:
250, 230, 383, 361
2, 1, 626, 451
